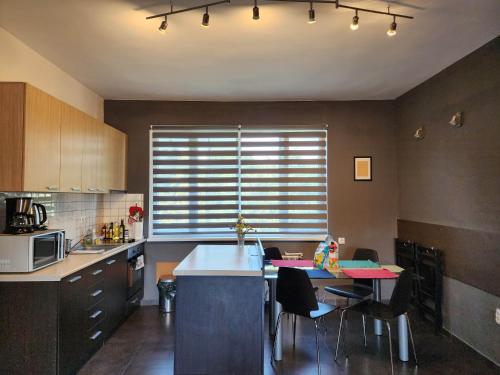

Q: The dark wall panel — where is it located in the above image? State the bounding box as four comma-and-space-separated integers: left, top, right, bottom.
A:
398, 219, 500, 296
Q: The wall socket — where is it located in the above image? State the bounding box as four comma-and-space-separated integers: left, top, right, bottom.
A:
496, 308, 500, 325
338, 237, 346, 245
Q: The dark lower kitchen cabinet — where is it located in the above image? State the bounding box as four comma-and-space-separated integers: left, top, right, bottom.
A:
104, 252, 127, 338
59, 271, 89, 375
0, 251, 129, 375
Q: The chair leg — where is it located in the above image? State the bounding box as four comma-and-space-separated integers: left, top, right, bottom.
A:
335, 309, 346, 361
271, 312, 283, 363
362, 314, 367, 348
314, 320, 321, 375
405, 313, 418, 365
293, 314, 297, 349
386, 321, 394, 375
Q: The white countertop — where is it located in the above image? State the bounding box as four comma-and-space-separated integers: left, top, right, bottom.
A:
173, 244, 263, 277
0, 239, 146, 282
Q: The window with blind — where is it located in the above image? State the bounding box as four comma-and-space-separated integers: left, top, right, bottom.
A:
150, 126, 328, 240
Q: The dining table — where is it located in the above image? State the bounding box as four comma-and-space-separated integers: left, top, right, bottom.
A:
264, 261, 410, 363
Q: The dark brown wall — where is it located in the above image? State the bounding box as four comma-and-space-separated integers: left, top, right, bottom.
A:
395, 37, 500, 364
396, 37, 500, 294
104, 100, 398, 299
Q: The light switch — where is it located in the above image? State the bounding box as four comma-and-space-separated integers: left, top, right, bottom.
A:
338, 237, 345, 245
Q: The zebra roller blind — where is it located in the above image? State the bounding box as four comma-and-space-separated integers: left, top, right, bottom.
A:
150, 126, 328, 240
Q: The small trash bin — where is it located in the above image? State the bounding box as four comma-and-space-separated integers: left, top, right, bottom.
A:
157, 276, 176, 313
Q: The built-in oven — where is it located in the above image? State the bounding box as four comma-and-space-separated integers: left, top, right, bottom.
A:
0, 230, 65, 272
126, 242, 145, 316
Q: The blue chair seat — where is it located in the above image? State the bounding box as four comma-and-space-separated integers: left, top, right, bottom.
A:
309, 302, 337, 319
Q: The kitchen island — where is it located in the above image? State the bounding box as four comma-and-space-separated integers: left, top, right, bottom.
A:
173, 244, 264, 375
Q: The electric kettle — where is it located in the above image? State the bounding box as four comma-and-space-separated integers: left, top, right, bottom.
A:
31, 203, 48, 230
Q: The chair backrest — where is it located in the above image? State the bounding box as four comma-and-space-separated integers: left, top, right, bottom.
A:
276, 267, 318, 318
353, 248, 379, 262
353, 248, 379, 287
264, 247, 283, 261
389, 268, 414, 316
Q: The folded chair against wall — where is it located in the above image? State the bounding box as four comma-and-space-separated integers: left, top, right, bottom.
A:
272, 267, 337, 375
324, 248, 379, 305
335, 268, 418, 375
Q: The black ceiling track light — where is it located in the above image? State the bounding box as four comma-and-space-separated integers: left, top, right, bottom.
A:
202, 7, 210, 27
146, 0, 413, 34
253, 0, 260, 20
308, 2, 316, 24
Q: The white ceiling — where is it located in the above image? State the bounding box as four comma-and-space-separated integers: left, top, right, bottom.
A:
0, 0, 499, 101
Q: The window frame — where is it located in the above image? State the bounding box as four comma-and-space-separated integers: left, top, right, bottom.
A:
148, 125, 329, 242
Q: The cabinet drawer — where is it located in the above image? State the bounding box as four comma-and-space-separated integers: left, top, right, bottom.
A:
87, 280, 105, 308
86, 321, 105, 357
86, 263, 105, 285
86, 299, 106, 331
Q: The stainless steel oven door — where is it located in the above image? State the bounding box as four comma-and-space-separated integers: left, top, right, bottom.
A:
31, 231, 64, 271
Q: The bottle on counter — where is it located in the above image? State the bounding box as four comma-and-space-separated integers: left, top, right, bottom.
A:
108, 222, 114, 240
124, 227, 129, 242
119, 219, 125, 242
101, 224, 107, 239
113, 223, 120, 242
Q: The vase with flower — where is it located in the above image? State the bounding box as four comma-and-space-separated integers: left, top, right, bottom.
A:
232, 214, 254, 250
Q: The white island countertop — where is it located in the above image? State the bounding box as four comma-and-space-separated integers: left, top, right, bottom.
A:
173, 244, 263, 277
0, 239, 146, 282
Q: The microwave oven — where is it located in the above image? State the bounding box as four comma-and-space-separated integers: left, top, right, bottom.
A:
0, 230, 65, 272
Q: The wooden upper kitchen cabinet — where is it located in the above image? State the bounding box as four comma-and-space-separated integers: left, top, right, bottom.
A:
60, 103, 87, 192
0, 82, 127, 193
105, 124, 127, 191
82, 117, 104, 193
0, 82, 61, 192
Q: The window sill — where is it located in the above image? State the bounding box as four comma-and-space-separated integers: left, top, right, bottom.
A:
147, 235, 326, 243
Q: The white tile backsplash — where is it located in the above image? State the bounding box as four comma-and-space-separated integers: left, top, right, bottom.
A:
0, 192, 144, 241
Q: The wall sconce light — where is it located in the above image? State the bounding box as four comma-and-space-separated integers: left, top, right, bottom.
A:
449, 112, 463, 127
413, 127, 425, 140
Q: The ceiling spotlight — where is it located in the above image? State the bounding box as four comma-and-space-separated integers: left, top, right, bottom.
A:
350, 10, 359, 30
387, 16, 397, 36
253, 0, 260, 20
158, 16, 168, 33
202, 7, 210, 27
308, 2, 316, 24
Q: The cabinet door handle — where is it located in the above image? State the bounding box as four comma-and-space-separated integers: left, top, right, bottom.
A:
70, 186, 81, 192
92, 269, 103, 276
90, 289, 103, 297
97, 188, 106, 192
90, 331, 102, 341
46, 185, 59, 191
106, 259, 116, 265
88, 188, 97, 192
68, 275, 82, 283
90, 310, 103, 319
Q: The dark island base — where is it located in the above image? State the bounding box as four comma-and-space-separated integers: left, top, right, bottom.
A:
174, 275, 264, 375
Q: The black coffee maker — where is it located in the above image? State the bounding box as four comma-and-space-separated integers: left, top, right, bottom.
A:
4, 197, 34, 234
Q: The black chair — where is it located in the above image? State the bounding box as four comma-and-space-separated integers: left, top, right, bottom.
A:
272, 267, 337, 375
324, 248, 379, 305
335, 268, 418, 375
264, 246, 283, 261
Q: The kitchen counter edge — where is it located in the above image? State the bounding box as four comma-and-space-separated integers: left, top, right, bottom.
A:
0, 239, 146, 282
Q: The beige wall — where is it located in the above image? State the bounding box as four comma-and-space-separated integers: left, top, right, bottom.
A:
0, 26, 103, 120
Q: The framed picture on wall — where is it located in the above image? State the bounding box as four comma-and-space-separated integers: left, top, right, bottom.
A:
354, 156, 372, 181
